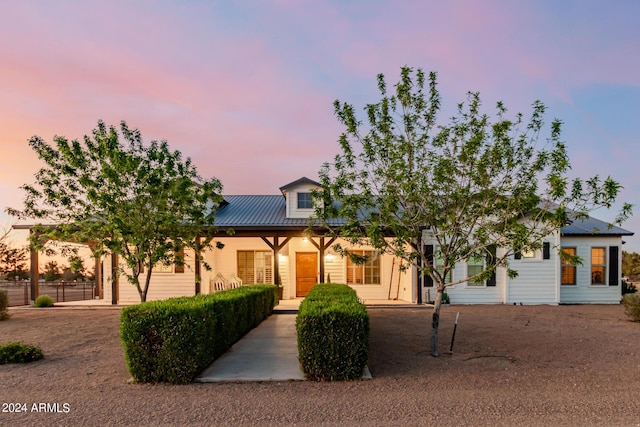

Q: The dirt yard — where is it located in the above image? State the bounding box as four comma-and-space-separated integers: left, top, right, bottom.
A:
1, 304, 639, 426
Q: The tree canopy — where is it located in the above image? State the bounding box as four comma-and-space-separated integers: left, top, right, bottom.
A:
316, 66, 632, 356
8, 120, 223, 302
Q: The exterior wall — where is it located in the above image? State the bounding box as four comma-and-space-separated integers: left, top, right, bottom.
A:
559, 236, 622, 304
421, 231, 561, 305
445, 255, 508, 305
283, 182, 320, 219
103, 249, 197, 304
506, 242, 559, 305
203, 236, 412, 302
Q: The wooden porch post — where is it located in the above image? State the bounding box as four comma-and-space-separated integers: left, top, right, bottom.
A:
319, 237, 325, 284
195, 250, 201, 295
94, 255, 102, 299
29, 246, 39, 303
111, 253, 118, 305
273, 236, 280, 285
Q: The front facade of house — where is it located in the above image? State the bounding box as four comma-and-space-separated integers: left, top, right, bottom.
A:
102, 177, 633, 305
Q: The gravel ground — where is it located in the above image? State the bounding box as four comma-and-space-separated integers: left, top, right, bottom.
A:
1, 304, 639, 426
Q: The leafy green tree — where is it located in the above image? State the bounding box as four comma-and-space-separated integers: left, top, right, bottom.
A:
43, 260, 62, 282
623, 251, 640, 281
316, 67, 631, 356
8, 120, 223, 302
0, 246, 28, 281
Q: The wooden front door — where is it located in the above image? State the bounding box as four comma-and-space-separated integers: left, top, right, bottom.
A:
296, 252, 318, 297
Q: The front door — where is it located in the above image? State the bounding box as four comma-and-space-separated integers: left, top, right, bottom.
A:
296, 252, 318, 297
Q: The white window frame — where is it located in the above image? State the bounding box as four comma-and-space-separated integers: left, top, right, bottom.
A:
237, 250, 273, 284
346, 250, 381, 286
561, 247, 577, 286
466, 252, 485, 287
297, 192, 313, 210
591, 247, 607, 286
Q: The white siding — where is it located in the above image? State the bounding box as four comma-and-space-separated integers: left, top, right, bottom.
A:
446, 262, 507, 305
103, 249, 197, 304
559, 236, 622, 304
283, 182, 321, 219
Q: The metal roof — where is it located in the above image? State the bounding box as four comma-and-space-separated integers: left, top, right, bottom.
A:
213, 195, 633, 237
561, 216, 634, 236
213, 195, 344, 230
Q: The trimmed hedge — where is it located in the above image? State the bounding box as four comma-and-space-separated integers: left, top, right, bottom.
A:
0, 289, 9, 321
120, 284, 277, 384
0, 342, 44, 364
296, 283, 369, 381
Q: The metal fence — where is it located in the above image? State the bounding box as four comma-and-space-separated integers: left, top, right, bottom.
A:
0, 281, 97, 307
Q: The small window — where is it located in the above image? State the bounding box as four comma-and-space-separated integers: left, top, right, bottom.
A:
591, 247, 606, 285
297, 192, 313, 209
435, 246, 452, 284
467, 252, 484, 286
561, 247, 576, 285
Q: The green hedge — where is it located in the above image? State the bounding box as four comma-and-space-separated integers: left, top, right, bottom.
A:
296, 283, 369, 381
120, 284, 277, 384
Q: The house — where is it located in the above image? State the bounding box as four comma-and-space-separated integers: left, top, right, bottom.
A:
102, 177, 634, 305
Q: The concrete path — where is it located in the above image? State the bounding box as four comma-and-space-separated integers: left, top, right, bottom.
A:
196, 313, 305, 382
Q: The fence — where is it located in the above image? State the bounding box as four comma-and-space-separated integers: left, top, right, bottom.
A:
0, 281, 97, 307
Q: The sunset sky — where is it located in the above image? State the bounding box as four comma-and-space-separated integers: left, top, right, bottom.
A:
1, 0, 639, 252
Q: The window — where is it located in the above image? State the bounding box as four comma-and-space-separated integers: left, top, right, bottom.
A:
591, 247, 606, 285
238, 251, 273, 284
561, 247, 577, 285
467, 252, 484, 286
435, 246, 452, 284
346, 250, 380, 285
297, 192, 313, 209
154, 249, 185, 273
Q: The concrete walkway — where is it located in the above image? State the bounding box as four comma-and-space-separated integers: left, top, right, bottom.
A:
196, 313, 305, 382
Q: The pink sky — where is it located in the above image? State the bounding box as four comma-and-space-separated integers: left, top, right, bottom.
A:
1, 0, 639, 252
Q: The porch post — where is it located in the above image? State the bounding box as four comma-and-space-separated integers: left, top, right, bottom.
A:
194, 250, 201, 295
273, 236, 280, 285
111, 253, 118, 305
29, 245, 39, 303
319, 236, 325, 284
94, 255, 102, 299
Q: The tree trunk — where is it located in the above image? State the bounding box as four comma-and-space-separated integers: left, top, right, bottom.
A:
430, 286, 443, 357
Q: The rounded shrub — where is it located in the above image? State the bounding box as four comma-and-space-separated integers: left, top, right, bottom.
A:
622, 293, 640, 322
34, 295, 55, 308
0, 342, 44, 364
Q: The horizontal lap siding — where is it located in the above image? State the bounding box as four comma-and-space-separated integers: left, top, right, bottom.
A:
508, 254, 557, 304
446, 262, 505, 304
560, 236, 622, 304
103, 250, 197, 304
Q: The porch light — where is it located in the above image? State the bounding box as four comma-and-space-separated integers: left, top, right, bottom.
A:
325, 253, 334, 262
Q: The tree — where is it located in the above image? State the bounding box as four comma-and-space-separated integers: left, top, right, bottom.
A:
7, 120, 223, 302
43, 261, 62, 282
623, 251, 640, 281
316, 67, 632, 356
62, 256, 86, 281
0, 246, 28, 281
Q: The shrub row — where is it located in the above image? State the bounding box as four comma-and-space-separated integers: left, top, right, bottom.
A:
0, 342, 44, 364
0, 289, 9, 321
120, 284, 277, 384
296, 283, 369, 381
